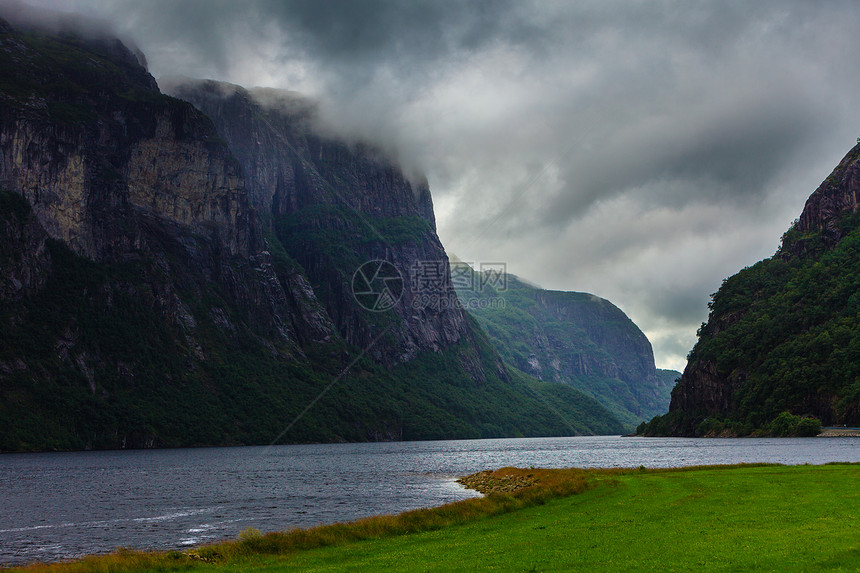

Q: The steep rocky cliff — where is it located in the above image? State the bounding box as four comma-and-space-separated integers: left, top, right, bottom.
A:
795, 144, 860, 243
0, 190, 50, 300
0, 12, 344, 449
163, 79, 471, 368
643, 142, 860, 436
455, 272, 676, 428
0, 13, 622, 450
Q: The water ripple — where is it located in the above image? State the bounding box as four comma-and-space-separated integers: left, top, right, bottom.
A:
2, 436, 858, 565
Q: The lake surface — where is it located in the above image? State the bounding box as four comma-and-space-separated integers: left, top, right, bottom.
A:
2, 435, 860, 565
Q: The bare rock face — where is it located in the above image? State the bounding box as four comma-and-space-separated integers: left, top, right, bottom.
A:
123, 112, 250, 258
0, 16, 338, 360
796, 143, 860, 242
161, 81, 437, 225
0, 10, 254, 261
1, 107, 255, 262
533, 290, 658, 387
0, 121, 89, 253
0, 192, 51, 300
167, 79, 470, 367
669, 359, 742, 416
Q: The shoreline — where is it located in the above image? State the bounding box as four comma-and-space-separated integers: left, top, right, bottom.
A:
818, 427, 860, 437
6, 436, 860, 569
5, 463, 860, 571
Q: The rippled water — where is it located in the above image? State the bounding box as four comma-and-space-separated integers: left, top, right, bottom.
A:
2, 435, 859, 565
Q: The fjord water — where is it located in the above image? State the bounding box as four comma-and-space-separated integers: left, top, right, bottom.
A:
3, 436, 860, 565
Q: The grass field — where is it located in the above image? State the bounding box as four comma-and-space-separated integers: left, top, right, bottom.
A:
8, 464, 860, 572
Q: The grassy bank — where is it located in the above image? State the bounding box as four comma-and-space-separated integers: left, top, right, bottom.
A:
6, 464, 860, 572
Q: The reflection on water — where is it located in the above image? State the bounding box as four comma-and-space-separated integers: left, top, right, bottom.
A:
2, 435, 859, 565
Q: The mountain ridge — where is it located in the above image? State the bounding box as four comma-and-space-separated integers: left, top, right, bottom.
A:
0, 13, 624, 451
454, 269, 676, 429
642, 142, 860, 436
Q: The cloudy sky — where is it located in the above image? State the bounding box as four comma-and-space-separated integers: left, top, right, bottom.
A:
23, 0, 860, 370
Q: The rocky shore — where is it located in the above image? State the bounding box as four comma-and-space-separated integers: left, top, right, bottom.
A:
818, 428, 860, 437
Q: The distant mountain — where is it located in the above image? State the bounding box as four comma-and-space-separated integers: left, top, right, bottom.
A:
0, 11, 622, 451
642, 142, 860, 436
454, 269, 676, 429
656, 369, 682, 393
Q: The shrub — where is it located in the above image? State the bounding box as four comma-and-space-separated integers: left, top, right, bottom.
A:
237, 527, 262, 542
796, 416, 822, 437
696, 417, 726, 437
767, 412, 822, 437
769, 411, 799, 437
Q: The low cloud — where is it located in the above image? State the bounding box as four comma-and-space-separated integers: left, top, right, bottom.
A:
23, 0, 860, 369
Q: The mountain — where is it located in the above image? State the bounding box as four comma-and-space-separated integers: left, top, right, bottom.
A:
641, 142, 860, 436
0, 10, 623, 450
160, 78, 465, 366
656, 368, 682, 399
454, 270, 676, 429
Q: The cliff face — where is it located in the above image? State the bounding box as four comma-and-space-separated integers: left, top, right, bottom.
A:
0, 191, 50, 300
161, 82, 437, 224
0, 16, 326, 349
165, 79, 472, 367
456, 273, 676, 428
532, 289, 658, 385
0, 14, 346, 449
651, 143, 860, 436
667, 360, 740, 419
0, 15, 622, 450
796, 144, 860, 242
1, 99, 254, 260
0, 18, 252, 259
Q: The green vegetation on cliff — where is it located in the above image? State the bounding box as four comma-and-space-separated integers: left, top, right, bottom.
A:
642, 144, 860, 436
0, 15, 624, 451
651, 212, 860, 435
455, 271, 674, 429
0, 191, 621, 451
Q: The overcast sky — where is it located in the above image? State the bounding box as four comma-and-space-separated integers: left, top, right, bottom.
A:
23, 0, 860, 370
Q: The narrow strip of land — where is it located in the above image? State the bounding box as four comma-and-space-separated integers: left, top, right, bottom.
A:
819, 427, 860, 437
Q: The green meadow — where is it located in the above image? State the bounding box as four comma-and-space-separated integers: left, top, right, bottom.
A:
8, 464, 860, 573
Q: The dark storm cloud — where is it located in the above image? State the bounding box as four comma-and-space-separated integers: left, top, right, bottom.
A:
26, 0, 860, 369
53, 0, 539, 89
255, 0, 512, 61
